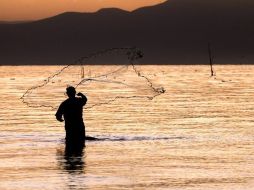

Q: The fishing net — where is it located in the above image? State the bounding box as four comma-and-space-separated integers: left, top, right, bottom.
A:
21, 47, 165, 110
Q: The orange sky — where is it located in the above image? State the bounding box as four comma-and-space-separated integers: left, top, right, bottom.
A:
0, 0, 165, 21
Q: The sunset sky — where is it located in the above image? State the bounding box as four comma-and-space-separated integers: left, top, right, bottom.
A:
0, 0, 165, 21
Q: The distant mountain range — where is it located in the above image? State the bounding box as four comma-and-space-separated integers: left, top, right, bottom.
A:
0, 0, 254, 65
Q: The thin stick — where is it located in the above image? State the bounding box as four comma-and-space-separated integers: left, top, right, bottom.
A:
208, 42, 215, 77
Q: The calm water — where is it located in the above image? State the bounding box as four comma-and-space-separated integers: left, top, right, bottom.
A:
1, 65, 254, 190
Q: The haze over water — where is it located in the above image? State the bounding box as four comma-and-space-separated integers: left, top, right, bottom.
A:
1, 65, 254, 190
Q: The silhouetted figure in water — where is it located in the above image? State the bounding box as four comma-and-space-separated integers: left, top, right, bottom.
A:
56, 86, 87, 143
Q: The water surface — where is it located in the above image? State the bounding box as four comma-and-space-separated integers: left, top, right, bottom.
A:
0, 65, 254, 190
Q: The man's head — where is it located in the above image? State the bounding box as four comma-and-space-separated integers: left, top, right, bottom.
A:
66, 86, 76, 98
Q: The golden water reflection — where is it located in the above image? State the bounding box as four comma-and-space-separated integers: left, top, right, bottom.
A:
0, 65, 254, 190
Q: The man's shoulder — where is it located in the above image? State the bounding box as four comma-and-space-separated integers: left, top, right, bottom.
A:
60, 99, 69, 106
62, 98, 80, 104
61, 98, 83, 105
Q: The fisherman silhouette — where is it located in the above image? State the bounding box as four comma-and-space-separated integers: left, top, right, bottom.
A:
55, 86, 87, 143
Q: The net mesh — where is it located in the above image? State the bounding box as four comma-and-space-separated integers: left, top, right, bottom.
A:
21, 47, 165, 110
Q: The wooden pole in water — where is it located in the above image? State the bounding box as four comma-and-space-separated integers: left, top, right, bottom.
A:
208, 42, 215, 77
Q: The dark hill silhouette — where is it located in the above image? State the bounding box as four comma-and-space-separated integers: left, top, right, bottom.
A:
0, 0, 254, 65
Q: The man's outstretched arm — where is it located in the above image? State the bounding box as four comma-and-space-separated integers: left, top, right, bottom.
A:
77, 92, 87, 106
